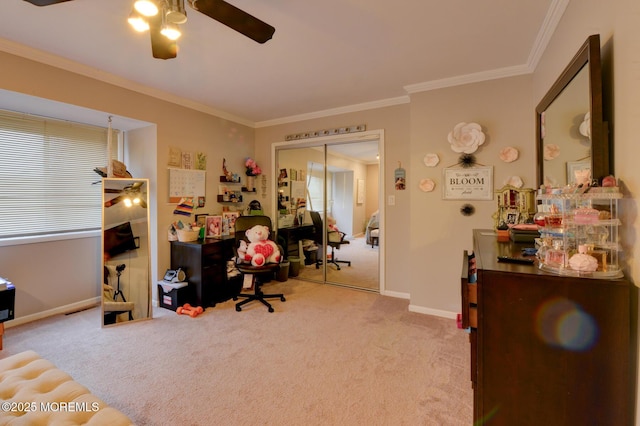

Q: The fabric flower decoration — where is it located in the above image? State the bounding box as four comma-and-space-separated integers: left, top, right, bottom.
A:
543, 144, 560, 161
244, 157, 262, 176
499, 147, 519, 163
505, 176, 523, 188
447, 122, 485, 154
579, 112, 591, 139
423, 153, 439, 167
419, 178, 435, 192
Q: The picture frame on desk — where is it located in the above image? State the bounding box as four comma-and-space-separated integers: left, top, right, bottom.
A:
206, 215, 222, 238
195, 214, 209, 228
223, 211, 240, 234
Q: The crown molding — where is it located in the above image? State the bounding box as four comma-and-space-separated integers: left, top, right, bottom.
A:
404, 64, 532, 94
526, 0, 570, 71
0, 38, 254, 128
254, 96, 410, 128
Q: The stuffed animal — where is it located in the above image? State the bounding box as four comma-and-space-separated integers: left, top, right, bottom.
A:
242, 225, 281, 266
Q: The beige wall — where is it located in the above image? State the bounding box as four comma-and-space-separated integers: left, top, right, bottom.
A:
0, 51, 254, 318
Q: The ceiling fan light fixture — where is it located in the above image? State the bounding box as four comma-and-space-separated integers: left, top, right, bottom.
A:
166, 0, 188, 24
123, 197, 133, 208
128, 9, 150, 32
134, 0, 159, 17
161, 22, 182, 40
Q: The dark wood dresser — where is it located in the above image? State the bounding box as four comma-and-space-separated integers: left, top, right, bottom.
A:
170, 237, 237, 308
461, 229, 634, 425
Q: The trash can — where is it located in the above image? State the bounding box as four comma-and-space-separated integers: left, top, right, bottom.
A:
288, 256, 301, 277
276, 261, 290, 282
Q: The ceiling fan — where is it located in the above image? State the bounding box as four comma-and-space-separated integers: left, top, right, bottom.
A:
23, 0, 275, 60
104, 181, 148, 208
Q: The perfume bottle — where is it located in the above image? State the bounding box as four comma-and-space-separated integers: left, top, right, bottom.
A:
545, 239, 566, 266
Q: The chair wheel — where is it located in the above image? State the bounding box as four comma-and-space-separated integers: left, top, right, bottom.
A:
236, 306, 242, 312
280, 296, 286, 301
268, 307, 274, 313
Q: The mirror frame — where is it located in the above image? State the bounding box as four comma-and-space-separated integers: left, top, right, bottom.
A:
536, 34, 608, 187
101, 178, 152, 327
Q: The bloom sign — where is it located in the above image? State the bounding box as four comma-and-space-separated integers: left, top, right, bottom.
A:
442, 166, 493, 200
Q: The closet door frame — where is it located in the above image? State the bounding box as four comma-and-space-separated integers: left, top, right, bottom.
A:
271, 129, 385, 293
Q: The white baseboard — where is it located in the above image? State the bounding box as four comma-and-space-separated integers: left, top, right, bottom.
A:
408, 304, 458, 320
5, 297, 100, 329
381, 289, 410, 299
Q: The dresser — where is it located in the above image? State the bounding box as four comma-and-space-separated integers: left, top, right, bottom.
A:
461, 229, 633, 425
170, 237, 237, 308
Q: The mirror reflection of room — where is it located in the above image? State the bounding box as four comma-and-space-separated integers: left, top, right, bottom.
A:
276, 142, 380, 291
540, 66, 591, 187
102, 178, 151, 326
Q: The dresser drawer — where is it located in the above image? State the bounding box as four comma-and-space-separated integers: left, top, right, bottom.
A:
469, 306, 477, 328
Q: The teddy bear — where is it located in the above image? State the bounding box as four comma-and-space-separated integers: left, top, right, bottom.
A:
240, 224, 281, 267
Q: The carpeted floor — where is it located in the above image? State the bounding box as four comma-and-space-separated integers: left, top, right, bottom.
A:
298, 236, 380, 291
0, 280, 472, 425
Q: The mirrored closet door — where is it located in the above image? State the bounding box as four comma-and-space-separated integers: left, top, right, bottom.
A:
102, 178, 152, 326
275, 138, 380, 292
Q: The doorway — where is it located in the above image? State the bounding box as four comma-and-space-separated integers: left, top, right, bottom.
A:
272, 130, 384, 292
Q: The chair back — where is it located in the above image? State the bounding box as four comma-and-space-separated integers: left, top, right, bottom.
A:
309, 211, 324, 245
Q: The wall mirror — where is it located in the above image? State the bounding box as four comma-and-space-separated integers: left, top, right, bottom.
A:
102, 178, 151, 327
536, 34, 608, 188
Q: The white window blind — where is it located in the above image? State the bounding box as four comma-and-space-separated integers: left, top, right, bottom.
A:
0, 109, 117, 239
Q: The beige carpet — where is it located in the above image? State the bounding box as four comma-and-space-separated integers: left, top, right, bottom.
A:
0, 280, 472, 425
298, 236, 380, 291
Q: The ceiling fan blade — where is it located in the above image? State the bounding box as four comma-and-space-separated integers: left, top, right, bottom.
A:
23, 0, 72, 5
149, 14, 178, 60
189, 0, 275, 44
104, 195, 124, 208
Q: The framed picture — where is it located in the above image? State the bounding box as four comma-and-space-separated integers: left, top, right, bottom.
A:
566, 160, 591, 185
357, 179, 365, 204
195, 214, 209, 228
222, 211, 241, 234
505, 211, 519, 225
206, 215, 222, 238
442, 166, 493, 200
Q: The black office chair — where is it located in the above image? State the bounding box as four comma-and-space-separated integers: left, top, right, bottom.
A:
309, 211, 351, 270
232, 215, 286, 313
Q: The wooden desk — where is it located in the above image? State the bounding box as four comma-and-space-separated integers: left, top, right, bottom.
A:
170, 237, 238, 308
277, 225, 315, 259
461, 229, 633, 425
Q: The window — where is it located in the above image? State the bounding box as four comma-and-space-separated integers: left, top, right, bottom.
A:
306, 162, 333, 215
0, 109, 117, 239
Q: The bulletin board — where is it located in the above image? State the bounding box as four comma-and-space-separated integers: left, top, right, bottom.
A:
168, 168, 206, 203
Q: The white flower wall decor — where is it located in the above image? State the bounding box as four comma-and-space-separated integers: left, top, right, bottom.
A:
579, 111, 591, 139
505, 176, 523, 188
543, 143, 560, 161
419, 178, 435, 192
499, 147, 519, 163
423, 153, 440, 167
447, 122, 485, 154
